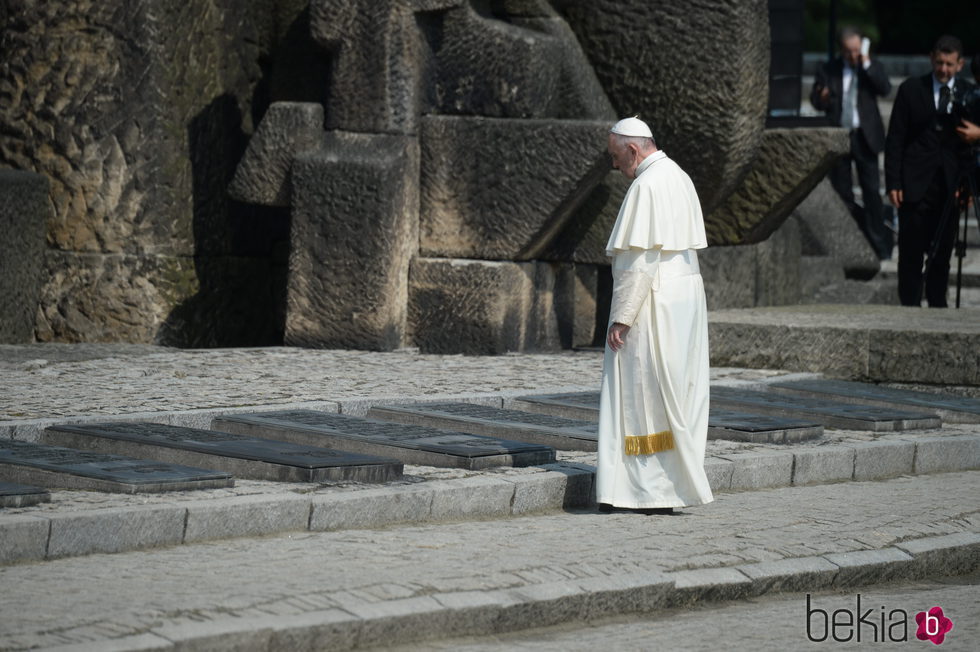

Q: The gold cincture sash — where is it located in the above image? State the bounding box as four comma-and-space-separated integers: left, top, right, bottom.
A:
624, 430, 674, 456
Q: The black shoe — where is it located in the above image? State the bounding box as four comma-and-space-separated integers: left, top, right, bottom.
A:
598, 502, 613, 513
636, 507, 674, 515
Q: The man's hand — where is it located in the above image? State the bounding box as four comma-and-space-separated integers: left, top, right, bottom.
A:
818, 86, 830, 102
607, 323, 630, 352
956, 119, 980, 143
888, 189, 903, 209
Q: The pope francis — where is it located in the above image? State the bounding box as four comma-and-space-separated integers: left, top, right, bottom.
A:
597, 117, 714, 514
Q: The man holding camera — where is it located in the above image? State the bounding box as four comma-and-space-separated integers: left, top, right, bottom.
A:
810, 27, 892, 259
885, 35, 971, 308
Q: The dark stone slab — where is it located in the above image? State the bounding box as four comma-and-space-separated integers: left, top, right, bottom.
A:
0, 439, 233, 494
43, 423, 402, 484
708, 409, 823, 444
0, 170, 48, 343
510, 393, 824, 442
711, 387, 941, 432
0, 481, 51, 508
212, 410, 556, 470
770, 379, 980, 425
510, 392, 601, 422
367, 403, 599, 451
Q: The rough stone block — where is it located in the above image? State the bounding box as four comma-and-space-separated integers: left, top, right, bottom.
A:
183, 494, 312, 543
699, 244, 758, 310
37, 251, 283, 348
310, 485, 435, 531
794, 178, 880, 280
228, 102, 323, 207
824, 547, 916, 586
0, 515, 49, 565
792, 446, 855, 486
419, 116, 610, 260
705, 128, 851, 245
755, 217, 802, 306
288, 133, 419, 350
913, 436, 980, 474
869, 328, 980, 387
0, 170, 48, 343
553, 263, 598, 347
736, 556, 839, 593
554, 0, 770, 215
428, 476, 516, 521
798, 255, 846, 298
895, 532, 980, 578
409, 258, 533, 354
46, 505, 185, 558
852, 440, 915, 480
719, 450, 793, 491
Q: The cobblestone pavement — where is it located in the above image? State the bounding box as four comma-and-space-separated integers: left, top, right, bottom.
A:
0, 471, 977, 650
385, 573, 980, 651
0, 344, 793, 421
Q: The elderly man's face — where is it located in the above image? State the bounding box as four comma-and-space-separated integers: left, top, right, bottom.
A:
841, 34, 862, 66
608, 134, 639, 180
931, 50, 964, 84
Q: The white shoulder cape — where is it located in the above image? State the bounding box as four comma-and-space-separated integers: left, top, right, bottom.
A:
605, 151, 707, 255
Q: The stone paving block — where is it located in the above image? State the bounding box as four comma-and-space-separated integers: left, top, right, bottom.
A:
310, 485, 435, 532
895, 532, 980, 578
540, 462, 594, 508
736, 556, 839, 594
0, 515, 49, 565
824, 547, 916, 587
183, 494, 312, 543
46, 505, 185, 559
851, 440, 915, 481
504, 471, 570, 515
265, 609, 360, 652
428, 476, 516, 521
704, 457, 734, 492
431, 590, 522, 639
152, 617, 275, 652
41, 632, 174, 651
913, 435, 980, 474
792, 446, 855, 486
574, 571, 673, 618
498, 581, 586, 631
345, 596, 455, 650
172, 403, 342, 429
719, 450, 793, 491
664, 567, 753, 605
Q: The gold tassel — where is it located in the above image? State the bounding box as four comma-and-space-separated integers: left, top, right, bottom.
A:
624, 430, 674, 456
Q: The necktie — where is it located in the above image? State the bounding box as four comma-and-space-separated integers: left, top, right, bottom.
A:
938, 85, 951, 114
841, 72, 857, 128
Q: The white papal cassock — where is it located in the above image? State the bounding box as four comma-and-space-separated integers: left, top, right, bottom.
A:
596, 150, 714, 509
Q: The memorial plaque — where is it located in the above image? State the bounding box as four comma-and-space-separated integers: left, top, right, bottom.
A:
0, 481, 50, 508
43, 423, 402, 484
212, 410, 556, 470
0, 439, 233, 494
511, 392, 824, 442
710, 387, 941, 431
367, 403, 599, 451
770, 379, 980, 425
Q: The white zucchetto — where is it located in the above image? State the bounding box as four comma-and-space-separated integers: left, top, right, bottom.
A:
610, 116, 653, 139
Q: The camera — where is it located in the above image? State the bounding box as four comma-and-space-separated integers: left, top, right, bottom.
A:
951, 83, 980, 124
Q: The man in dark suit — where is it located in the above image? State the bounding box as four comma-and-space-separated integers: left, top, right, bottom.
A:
811, 27, 892, 259
886, 35, 970, 307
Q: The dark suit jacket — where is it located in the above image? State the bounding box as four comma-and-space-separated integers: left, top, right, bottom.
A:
810, 57, 891, 153
885, 73, 970, 203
